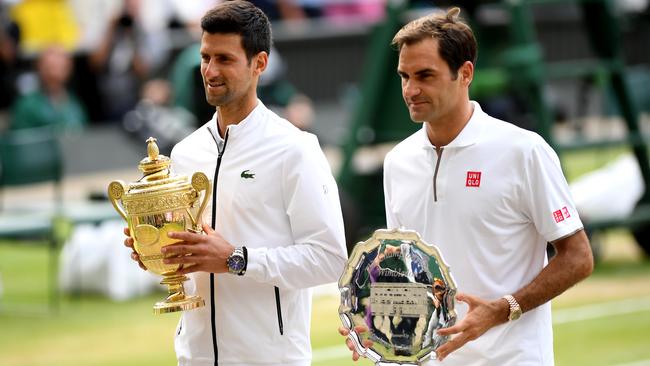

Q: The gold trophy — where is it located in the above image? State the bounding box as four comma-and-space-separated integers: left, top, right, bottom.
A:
108, 137, 211, 314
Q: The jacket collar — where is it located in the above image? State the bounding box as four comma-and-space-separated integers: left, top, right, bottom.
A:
207, 99, 266, 143
422, 101, 485, 150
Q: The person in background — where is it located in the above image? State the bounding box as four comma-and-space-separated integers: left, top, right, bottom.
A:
124, 2, 347, 365
121, 78, 197, 154
10, 44, 87, 131
0, 5, 19, 130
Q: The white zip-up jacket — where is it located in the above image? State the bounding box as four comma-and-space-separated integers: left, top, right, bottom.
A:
170, 101, 347, 366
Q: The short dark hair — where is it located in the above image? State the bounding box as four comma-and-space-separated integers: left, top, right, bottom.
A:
201, 0, 272, 60
392, 7, 477, 78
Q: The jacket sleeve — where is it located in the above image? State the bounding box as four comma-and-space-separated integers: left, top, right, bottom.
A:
245, 133, 348, 290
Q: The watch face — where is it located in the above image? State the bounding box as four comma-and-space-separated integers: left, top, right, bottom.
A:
510, 311, 522, 321
228, 255, 245, 271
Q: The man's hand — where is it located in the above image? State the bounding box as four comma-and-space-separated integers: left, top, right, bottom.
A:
162, 223, 235, 274
435, 293, 509, 361
338, 325, 374, 361
123, 227, 147, 270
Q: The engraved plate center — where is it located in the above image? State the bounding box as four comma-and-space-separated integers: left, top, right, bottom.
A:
370, 282, 429, 317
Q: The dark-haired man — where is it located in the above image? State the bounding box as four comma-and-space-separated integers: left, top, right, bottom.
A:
124, 2, 347, 365
341, 8, 593, 365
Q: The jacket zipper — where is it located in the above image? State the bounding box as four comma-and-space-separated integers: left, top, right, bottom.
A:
210, 129, 229, 366
274, 286, 284, 335
433, 147, 443, 202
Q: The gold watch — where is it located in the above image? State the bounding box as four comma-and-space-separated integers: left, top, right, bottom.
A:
502, 295, 522, 321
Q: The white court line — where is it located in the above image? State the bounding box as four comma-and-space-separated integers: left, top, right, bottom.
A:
312, 345, 350, 363
553, 296, 650, 325
313, 296, 650, 363
614, 359, 650, 366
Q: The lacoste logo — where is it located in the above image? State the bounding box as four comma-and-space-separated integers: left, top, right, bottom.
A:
241, 170, 255, 179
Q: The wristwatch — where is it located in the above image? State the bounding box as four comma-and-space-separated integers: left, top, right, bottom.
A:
502, 294, 522, 321
226, 247, 247, 276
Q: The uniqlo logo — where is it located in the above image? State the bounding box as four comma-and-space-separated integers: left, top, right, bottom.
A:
466, 171, 481, 187
553, 206, 571, 223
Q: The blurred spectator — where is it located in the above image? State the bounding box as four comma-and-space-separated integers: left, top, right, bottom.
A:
322, 0, 385, 23
251, 0, 322, 21
82, 0, 176, 120
169, 43, 206, 121
0, 3, 19, 128
9, 44, 87, 131
283, 93, 315, 131
8, 0, 79, 53
68, 0, 122, 54
122, 78, 196, 154
166, 0, 221, 30
257, 47, 315, 131
615, 0, 649, 13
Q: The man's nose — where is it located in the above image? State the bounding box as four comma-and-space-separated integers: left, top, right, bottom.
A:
203, 60, 220, 79
403, 80, 420, 98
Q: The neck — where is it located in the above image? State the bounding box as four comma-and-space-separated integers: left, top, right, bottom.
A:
46, 88, 68, 105
216, 94, 258, 137
44, 84, 67, 100
425, 100, 474, 148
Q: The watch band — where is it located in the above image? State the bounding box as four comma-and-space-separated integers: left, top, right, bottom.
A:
502, 294, 522, 321
241, 246, 248, 275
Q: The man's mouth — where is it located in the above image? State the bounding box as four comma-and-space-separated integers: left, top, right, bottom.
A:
408, 100, 427, 107
207, 81, 226, 89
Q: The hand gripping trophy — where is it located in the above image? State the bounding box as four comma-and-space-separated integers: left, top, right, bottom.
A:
108, 137, 211, 314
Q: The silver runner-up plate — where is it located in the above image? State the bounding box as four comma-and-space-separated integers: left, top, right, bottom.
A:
339, 228, 457, 365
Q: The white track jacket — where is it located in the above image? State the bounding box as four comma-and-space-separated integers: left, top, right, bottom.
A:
170, 101, 347, 366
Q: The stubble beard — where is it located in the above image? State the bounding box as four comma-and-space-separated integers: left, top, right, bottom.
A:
203, 79, 233, 107
205, 90, 232, 107
408, 106, 433, 124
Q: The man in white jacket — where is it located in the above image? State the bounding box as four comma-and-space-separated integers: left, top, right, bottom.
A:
341, 7, 593, 365
125, 2, 347, 365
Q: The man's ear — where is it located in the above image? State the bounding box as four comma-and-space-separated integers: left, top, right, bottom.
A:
253, 51, 268, 75
459, 61, 474, 87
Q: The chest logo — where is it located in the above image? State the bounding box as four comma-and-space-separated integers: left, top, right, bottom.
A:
241, 170, 255, 179
465, 171, 482, 187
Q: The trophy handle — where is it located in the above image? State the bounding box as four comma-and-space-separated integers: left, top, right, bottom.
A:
107, 180, 128, 221
189, 172, 212, 231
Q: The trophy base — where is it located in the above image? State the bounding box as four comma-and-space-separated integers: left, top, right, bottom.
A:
153, 295, 205, 314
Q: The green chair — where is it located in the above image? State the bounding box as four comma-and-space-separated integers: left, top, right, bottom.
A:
0, 126, 64, 312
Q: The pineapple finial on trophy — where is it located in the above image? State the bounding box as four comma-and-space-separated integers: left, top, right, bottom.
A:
139, 137, 171, 181
146, 137, 159, 160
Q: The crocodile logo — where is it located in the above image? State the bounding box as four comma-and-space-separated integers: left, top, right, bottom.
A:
241, 170, 255, 179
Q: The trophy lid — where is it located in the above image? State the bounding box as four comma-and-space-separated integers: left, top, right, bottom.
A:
139, 137, 171, 177
125, 137, 190, 196
108, 136, 212, 222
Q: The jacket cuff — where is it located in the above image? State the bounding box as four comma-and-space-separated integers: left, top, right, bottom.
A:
244, 246, 266, 281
